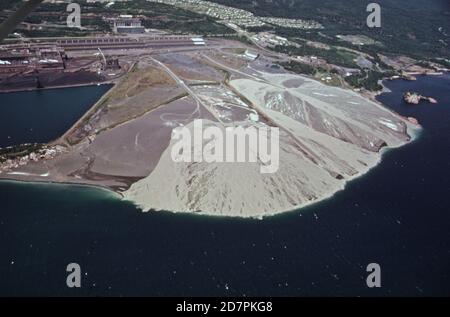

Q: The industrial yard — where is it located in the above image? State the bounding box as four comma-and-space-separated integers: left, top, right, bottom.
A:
0, 32, 208, 92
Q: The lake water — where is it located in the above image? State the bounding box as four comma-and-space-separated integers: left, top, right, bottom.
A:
0, 85, 111, 148
0, 75, 449, 296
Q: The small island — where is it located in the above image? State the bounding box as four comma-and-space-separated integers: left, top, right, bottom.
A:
403, 91, 438, 105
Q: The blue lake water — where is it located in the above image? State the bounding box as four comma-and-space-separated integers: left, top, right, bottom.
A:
0, 75, 449, 296
0, 85, 111, 148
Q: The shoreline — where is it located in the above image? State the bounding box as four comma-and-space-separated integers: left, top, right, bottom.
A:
0, 61, 436, 220
0, 80, 116, 95
0, 123, 421, 221
124, 122, 422, 220
0, 177, 122, 200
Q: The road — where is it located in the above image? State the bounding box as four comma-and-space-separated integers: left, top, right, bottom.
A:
202, 54, 284, 89
147, 56, 224, 123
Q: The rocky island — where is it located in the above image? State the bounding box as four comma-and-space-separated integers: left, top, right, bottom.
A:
403, 91, 438, 105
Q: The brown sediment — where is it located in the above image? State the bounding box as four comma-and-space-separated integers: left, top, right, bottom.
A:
0, 48, 421, 218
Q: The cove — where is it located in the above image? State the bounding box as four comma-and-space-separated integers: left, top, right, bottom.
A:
0, 84, 112, 148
